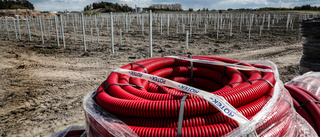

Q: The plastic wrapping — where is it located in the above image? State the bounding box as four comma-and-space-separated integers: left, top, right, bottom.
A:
45, 126, 86, 137
286, 71, 320, 97
83, 90, 138, 137
83, 59, 318, 137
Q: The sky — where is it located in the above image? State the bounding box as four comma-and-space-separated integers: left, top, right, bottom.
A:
29, 0, 320, 12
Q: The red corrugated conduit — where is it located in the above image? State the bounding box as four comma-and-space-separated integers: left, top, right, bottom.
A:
284, 85, 320, 135
89, 56, 294, 136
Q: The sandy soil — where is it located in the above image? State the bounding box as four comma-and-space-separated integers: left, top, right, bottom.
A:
0, 13, 304, 137
0, 9, 43, 19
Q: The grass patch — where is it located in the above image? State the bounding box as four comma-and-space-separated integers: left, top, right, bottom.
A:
65, 45, 71, 50
193, 36, 201, 40
42, 49, 58, 54
29, 47, 37, 51
212, 37, 230, 41
52, 44, 59, 48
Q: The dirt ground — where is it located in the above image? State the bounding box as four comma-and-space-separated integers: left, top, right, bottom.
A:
0, 13, 305, 137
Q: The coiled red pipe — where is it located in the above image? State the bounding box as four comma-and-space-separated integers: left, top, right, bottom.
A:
284, 85, 320, 135
89, 56, 293, 136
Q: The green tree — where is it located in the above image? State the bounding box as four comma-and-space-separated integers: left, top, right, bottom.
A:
0, 1, 5, 9
11, 4, 27, 9
0, 0, 34, 9
84, 1, 132, 12
301, 5, 311, 10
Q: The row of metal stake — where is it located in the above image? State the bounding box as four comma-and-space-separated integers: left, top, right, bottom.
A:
1, 12, 319, 57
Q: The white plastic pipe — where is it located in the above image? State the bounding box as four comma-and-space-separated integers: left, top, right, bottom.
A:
160, 15, 162, 35
5, 17, 9, 39
167, 14, 170, 36
39, 17, 44, 44
230, 14, 232, 37
17, 16, 21, 40
142, 15, 144, 35
120, 28, 122, 46
55, 16, 60, 47
13, 18, 17, 39
149, 11, 153, 57
259, 25, 263, 37
82, 13, 86, 52
91, 28, 93, 43
182, 23, 185, 34
111, 12, 114, 54
26, 17, 31, 41
48, 18, 51, 39
190, 14, 192, 37
97, 28, 100, 43
186, 30, 189, 49
73, 16, 76, 41
205, 24, 207, 34
0, 19, 2, 39
217, 14, 219, 39
60, 15, 66, 48
43, 18, 47, 38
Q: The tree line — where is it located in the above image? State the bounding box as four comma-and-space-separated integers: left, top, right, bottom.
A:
84, 1, 132, 12
0, 0, 34, 10
83, 2, 319, 13
143, 4, 183, 12
145, 4, 320, 12
227, 5, 320, 11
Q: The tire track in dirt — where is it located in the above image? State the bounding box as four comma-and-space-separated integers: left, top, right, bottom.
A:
217, 43, 302, 82
217, 43, 301, 60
